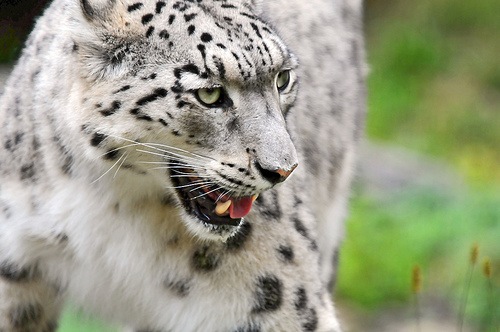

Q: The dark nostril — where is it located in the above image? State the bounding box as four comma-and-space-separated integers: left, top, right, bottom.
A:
255, 162, 298, 185
255, 162, 283, 184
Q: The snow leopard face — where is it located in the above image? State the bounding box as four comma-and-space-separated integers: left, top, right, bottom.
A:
76, 0, 299, 237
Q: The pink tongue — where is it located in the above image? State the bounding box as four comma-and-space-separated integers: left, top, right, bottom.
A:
229, 196, 254, 219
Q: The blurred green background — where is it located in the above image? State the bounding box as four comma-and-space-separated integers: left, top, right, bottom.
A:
0, 0, 498, 330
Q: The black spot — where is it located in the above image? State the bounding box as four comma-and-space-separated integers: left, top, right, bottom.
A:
171, 130, 182, 136
250, 22, 262, 38
90, 132, 107, 146
174, 64, 200, 78
20, 163, 36, 180
4, 138, 13, 151
252, 275, 283, 313
156, 1, 166, 14
277, 245, 294, 263
225, 222, 252, 251
14, 132, 24, 145
142, 13, 154, 25
216, 43, 226, 49
232, 324, 261, 332
200, 32, 213, 43
130, 108, 153, 121
103, 149, 119, 160
294, 195, 303, 206
294, 287, 308, 312
156, 87, 168, 97
146, 26, 155, 38
302, 308, 318, 331
240, 12, 257, 20
159, 29, 170, 39
173, 1, 189, 11
128, 3, 143, 12
168, 14, 176, 24
187, 25, 195, 35
192, 246, 220, 272
100, 100, 122, 116
221, 4, 236, 8
197, 44, 206, 59
114, 85, 131, 94
171, 84, 183, 93
292, 216, 309, 238
227, 117, 239, 131
164, 278, 191, 297
9, 303, 43, 327
159, 118, 168, 127
0, 261, 34, 282
136, 88, 168, 106
176, 101, 187, 108
256, 191, 281, 220
184, 13, 197, 22
291, 216, 319, 251
142, 73, 158, 80
55, 233, 69, 243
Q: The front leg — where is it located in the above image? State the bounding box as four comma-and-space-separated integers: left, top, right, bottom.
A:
0, 262, 63, 332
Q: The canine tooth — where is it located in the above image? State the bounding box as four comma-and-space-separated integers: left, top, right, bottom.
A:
252, 194, 259, 202
215, 200, 232, 216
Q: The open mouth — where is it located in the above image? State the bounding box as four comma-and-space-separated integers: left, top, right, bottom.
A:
170, 166, 258, 226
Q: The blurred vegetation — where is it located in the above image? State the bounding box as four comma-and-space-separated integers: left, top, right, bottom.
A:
337, 0, 499, 330
365, 0, 500, 186
0, 0, 498, 330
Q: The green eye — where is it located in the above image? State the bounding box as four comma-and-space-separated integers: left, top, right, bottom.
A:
196, 87, 222, 106
276, 70, 291, 91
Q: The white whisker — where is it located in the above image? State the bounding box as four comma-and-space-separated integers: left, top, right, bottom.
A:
135, 149, 205, 166
169, 173, 213, 178
190, 186, 225, 200
188, 183, 213, 193
137, 161, 205, 170
92, 153, 126, 184
113, 152, 129, 178
106, 135, 212, 164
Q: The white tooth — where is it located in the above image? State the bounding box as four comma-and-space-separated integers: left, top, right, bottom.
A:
215, 200, 232, 216
252, 194, 259, 202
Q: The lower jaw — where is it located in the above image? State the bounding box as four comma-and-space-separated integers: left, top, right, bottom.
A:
191, 201, 242, 226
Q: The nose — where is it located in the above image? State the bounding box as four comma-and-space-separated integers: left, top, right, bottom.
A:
255, 162, 298, 185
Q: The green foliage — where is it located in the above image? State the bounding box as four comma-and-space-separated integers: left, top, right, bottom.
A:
338, 189, 500, 327
59, 309, 116, 332
365, 0, 500, 186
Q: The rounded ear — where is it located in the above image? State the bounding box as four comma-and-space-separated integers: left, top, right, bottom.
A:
80, 0, 117, 21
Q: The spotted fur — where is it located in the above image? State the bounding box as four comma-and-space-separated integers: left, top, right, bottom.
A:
0, 0, 366, 330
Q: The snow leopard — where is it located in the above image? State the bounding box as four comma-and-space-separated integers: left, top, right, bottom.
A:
0, 0, 366, 331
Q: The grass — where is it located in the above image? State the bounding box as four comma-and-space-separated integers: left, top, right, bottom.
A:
337, 188, 500, 327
